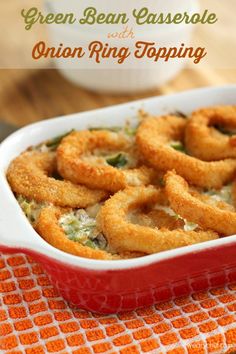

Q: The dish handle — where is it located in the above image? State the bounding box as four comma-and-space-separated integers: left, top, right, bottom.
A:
0, 221, 44, 255
0, 189, 46, 254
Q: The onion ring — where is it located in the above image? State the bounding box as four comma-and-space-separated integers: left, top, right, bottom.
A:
165, 170, 236, 236
7, 151, 107, 207
136, 115, 236, 189
96, 186, 218, 254
36, 206, 146, 260
185, 106, 236, 161
57, 130, 154, 192
36, 207, 116, 260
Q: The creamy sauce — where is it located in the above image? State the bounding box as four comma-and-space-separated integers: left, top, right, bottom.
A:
17, 196, 46, 224
168, 140, 186, 153
89, 122, 137, 137
59, 209, 107, 250
33, 130, 74, 152
129, 204, 198, 231
204, 184, 232, 205
86, 203, 102, 218
83, 150, 136, 169
154, 205, 198, 231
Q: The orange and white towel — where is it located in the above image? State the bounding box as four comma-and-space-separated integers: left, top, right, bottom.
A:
0, 253, 236, 354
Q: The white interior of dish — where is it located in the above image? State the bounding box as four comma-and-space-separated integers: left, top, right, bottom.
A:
0, 85, 236, 270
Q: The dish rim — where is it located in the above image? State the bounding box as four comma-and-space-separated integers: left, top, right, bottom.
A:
1, 84, 236, 271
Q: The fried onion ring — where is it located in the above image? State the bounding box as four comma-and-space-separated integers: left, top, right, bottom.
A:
57, 130, 154, 192
7, 151, 107, 207
165, 170, 236, 236
36, 207, 116, 260
96, 186, 218, 254
185, 106, 236, 161
136, 115, 236, 189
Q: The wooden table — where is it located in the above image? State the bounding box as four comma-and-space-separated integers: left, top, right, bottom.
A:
0, 67, 235, 127
0, 0, 235, 127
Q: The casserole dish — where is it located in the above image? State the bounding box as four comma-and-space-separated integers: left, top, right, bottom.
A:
1, 85, 236, 314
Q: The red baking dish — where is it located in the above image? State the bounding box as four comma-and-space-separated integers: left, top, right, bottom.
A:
1, 85, 236, 314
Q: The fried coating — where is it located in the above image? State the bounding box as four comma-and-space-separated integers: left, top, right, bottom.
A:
7, 151, 107, 208
165, 170, 236, 236
57, 130, 154, 192
136, 115, 236, 189
36, 207, 116, 260
97, 186, 218, 254
185, 106, 236, 161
